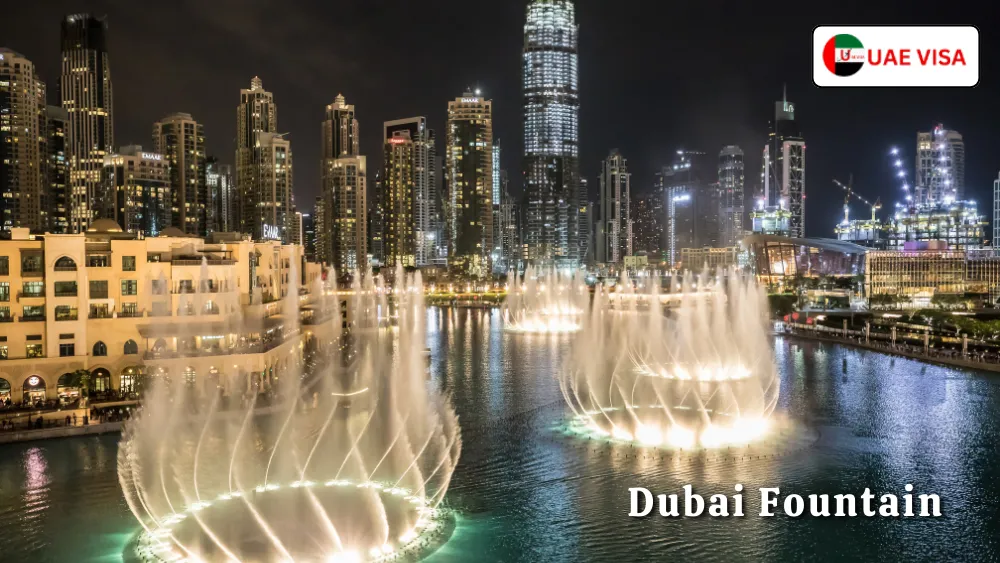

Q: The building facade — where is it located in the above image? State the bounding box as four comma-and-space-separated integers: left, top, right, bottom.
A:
631, 189, 664, 261
916, 125, 964, 204
45, 106, 70, 234
235, 77, 279, 240
597, 149, 631, 264
0, 49, 47, 233
384, 117, 436, 267
718, 145, 745, 247
762, 92, 805, 238
205, 158, 235, 234
319, 95, 366, 273
522, 0, 580, 266
153, 113, 207, 236
253, 132, 294, 242
446, 92, 494, 276
0, 225, 339, 404
61, 14, 114, 233
888, 200, 986, 251
102, 146, 170, 236
662, 151, 717, 267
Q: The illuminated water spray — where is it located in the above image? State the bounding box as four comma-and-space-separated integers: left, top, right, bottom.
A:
502, 265, 588, 333
118, 265, 461, 563
561, 268, 780, 448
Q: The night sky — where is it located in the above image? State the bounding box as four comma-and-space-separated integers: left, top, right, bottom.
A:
3, 1, 996, 238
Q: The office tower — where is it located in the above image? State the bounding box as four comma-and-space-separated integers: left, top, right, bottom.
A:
523, 0, 580, 266
45, 106, 70, 233
205, 158, 235, 233
761, 88, 805, 237
153, 113, 207, 235
0, 49, 46, 232
322, 94, 359, 158
916, 125, 965, 204
102, 145, 170, 236
302, 212, 315, 261
314, 196, 327, 264
319, 94, 366, 272
236, 76, 278, 239
718, 145, 745, 246
631, 189, 664, 258
368, 170, 385, 267
662, 151, 717, 266
597, 149, 631, 264
61, 14, 114, 232
446, 91, 494, 276
384, 117, 436, 266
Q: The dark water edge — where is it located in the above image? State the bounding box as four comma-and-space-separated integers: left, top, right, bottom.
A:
1, 308, 999, 562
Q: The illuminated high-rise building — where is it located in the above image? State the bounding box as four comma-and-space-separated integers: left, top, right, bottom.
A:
761, 88, 805, 237
446, 91, 493, 276
205, 158, 235, 233
522, 0, 580, 266
662, 151, 716, 267
718, 146, 745, 246
0, 49, 46, 232
153, 113, 207, 235
253, 132, 294, 241
61, 14, 114, 233
597, 150, 631, 264
916, 125, 964, 204
45, 105, 70, 234
236, 76, 280, 239
320, 94, 366, 272
384, 117, 436, 266
102, 145, 170, 236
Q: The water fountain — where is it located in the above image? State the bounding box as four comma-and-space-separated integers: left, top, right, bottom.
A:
119, 265, 461, 563
502, 266, 589, 333
561, 268, 780, 448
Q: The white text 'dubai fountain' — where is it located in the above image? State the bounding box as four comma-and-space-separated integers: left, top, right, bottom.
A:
502, 266, 588, 333
119, 265, 461, 563
561, 268, 779, 449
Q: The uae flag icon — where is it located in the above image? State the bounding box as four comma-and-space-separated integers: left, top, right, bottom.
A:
823, 34, 865, 77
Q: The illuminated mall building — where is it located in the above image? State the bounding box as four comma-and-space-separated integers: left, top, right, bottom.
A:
0, 223, 342, 405
522, 0, 581, 266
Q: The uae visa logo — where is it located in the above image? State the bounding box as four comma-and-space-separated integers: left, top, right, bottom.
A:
823, 34, 865, 76
813, 26, 979, 87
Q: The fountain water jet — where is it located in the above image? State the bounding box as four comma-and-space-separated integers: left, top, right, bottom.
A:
119, 266, 461, 563
502, 266, 588, 333
561, 268, 780, 449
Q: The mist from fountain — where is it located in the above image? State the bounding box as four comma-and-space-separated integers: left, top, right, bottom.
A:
502, 265, 589, 333
119, 263, 462, 563
561, 268, 779, 448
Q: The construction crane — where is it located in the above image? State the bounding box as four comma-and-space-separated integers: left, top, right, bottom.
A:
833, 176, 882, 223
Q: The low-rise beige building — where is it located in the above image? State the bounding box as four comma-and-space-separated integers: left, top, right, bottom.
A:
0, 223, 342, 405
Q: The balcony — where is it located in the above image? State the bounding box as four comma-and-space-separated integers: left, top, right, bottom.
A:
0, 315, 13, 323
20, 270, 44, 278
117, 310, 143, 318
54, 290, 78, 297
172, 259, 236, 266
89, 311, 113, 319
17, 290, 45, 299
53, 265, 78, 272
55, 313, 78, 322
20, 315, 45, 322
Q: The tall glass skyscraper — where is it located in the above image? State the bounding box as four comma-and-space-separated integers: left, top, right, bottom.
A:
522, 0, 580, 267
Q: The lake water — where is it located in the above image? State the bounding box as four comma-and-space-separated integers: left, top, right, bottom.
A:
1, 308, 999, 562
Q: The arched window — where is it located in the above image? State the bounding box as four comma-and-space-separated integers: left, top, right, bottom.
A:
123, 339, 138, 355
54, 256, 77, 271
92, 369, 112, 392
93, 341, 107, 356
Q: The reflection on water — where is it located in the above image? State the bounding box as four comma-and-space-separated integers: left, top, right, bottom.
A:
1, 313, 1000, 562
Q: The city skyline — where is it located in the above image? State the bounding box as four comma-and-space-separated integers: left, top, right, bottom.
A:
1, 1, 997, 240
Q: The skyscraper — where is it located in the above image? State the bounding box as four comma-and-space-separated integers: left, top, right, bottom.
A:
384, 117, 436, 266
761, 89, 805, 237
523, 0, 580, 267
916, 125, 965, 204
597, 149, 631, 264
382, 129, 417, 268
102, 145, 170, 236
302, 212, 315, 261
45, 106, 70, 234
153, 113, 207, 235
205, 158, 235, 233
446, 91, 494, 276
662, 151, 716, 267
631, 189, 664, 259
236, 76, 279, 239
320, 94, 366, 272
718, 146, 745, 247
0, 49, 46, 232
369, 170, 384, 267
492, 142, 504, 273
61, 14, 114, 233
